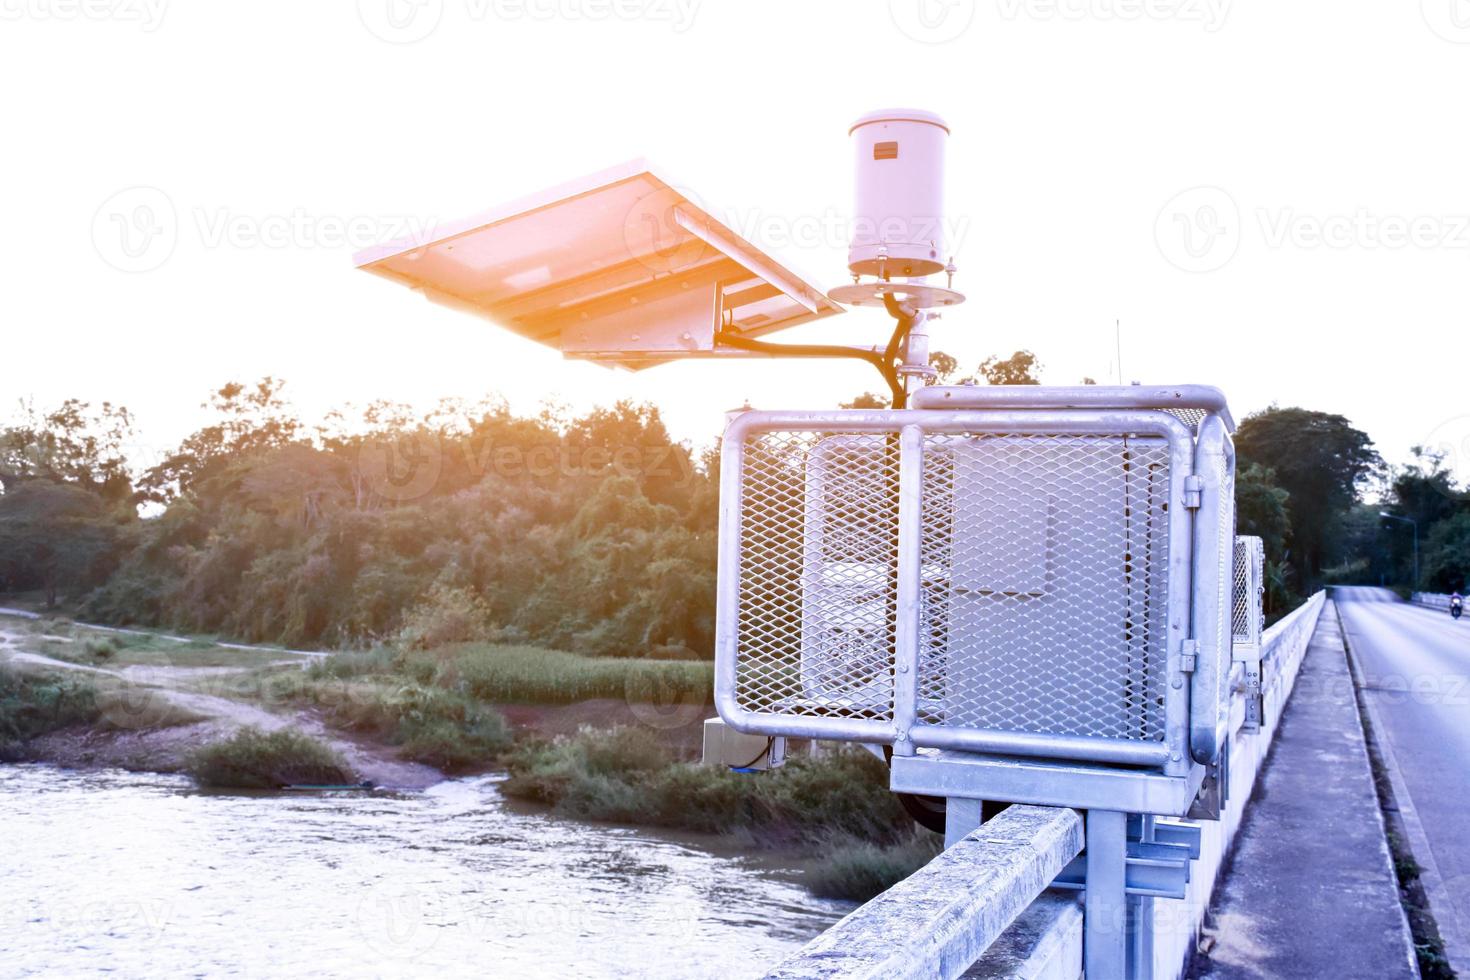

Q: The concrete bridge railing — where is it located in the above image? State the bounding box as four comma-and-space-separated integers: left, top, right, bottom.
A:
765, 591, 1328, 980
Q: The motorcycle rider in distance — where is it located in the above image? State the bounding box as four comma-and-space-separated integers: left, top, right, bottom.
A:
1451, 590, 1464, 620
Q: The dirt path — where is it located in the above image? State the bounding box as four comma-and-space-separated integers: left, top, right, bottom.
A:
1, 616, 441, 790
0, 606, 328, 659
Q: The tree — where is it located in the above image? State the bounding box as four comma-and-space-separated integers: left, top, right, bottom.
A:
0, 398, 137, 502
929, 351, 958, 382
1235, 463, 1295, 610
1377, 448, 1466, 583
841, 348, 1041, 407
140, 378, 302, 502
1421, 512, 1470, 592
839, 392, 889, 409
1235, 463, 1291, 560
1233, 407, 1381, 586
0, 480, 125, 607
976, 350, 1041, 385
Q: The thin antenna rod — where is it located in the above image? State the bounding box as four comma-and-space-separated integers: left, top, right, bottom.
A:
1115, 319, 1123, 385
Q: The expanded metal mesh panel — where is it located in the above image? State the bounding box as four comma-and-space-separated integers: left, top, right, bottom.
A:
734, 431, 898, 720
1205, 444, 1236, 684
717, 405, 1256, 776
1232, 536, 1264, 644
1231, 539, 1250, 639
1164, 408, 1207, 432
915, 434, 1172, 742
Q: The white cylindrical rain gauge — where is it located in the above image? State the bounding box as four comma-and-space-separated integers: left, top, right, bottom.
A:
847, 109, 949, 279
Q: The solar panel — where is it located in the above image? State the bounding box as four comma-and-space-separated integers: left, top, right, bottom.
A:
353, 160, 845, 370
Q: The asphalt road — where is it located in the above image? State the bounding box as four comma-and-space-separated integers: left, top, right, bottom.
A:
1335, 586, 1470, 970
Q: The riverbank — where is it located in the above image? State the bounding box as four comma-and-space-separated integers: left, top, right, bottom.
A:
1, 605, 938, 900
0, 605, 711, 788
0, 611, 446, 788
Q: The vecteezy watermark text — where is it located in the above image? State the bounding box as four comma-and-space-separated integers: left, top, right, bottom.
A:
0, 0, 167, 30
91, 186, 438, 273
996, 0, 1230, 31
356, 0, 699, 44
359, 433, 697, 504
1156, 185, 1470, 273
1257, 209, 1470, 251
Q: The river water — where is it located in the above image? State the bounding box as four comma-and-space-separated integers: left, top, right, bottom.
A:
0, 765, 847, 978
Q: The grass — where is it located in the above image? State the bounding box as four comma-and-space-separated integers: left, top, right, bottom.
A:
186, 726, 355, 789
804, 831, 943, 901
8, 615, 305, 670
501, 727, 940, 901
0, 665, 99, 757
389, 642, 713, 706
502, 727, 913, 846
287, 677, 511, 772
287, 641, 711, 771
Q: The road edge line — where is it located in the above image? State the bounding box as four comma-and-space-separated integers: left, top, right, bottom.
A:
1336, 596, 1470, 977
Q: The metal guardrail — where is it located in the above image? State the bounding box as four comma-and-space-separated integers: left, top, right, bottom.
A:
764, 806, 1084, 980
1413, 591, 1454, 610
765, 591, 1328, 980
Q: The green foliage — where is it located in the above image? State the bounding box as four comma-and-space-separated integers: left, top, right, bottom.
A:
502, 730, 912, 846
1329, 445, 1470, 591
804, 831, 943, 901
1421, 512, 1470, 592
66, 381, 715, 654
0, 666, 99, 756
1235, 463, 1298, 611
306, 646, 398, 680
423, 643, 712, 705
0, 480, 131, 607
310, 641, 711, 707
932, 348, 1043, 386
1235, 407, 1381, 587
0, 398, 136, 501
396, 583, 494, 650
1235, 463, 1291, 559
293, 678, 510, 771
975, 350, 1042, 385
842, 348, 1041, 410
139, 378, 301, 502
186, 726, 354, 788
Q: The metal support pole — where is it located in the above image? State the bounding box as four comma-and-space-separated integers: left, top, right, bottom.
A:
891, 424, 924, 758
1128, 895, 1155, 979
944, 797, 984, 849
1128, 814, 1156, 978
1085, 809, 1129, 979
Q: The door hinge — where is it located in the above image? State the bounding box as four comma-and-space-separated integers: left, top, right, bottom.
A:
1184, 475, 1204, 510
1179, 639, 1200, 674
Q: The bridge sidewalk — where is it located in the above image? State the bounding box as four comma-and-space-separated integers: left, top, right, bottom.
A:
1188, 602, 1417, 978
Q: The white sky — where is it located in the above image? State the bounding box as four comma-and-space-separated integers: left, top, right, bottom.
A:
4, 0, 1469, 478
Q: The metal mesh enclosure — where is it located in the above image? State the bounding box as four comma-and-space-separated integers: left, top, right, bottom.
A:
1232, 536, 1264, 646
733, 431, 899, 720
716, 402, 1238, 776
915, 433, 1173, 742
727, 421, 1186, 750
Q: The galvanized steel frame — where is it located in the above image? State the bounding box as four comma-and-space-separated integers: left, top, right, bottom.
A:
715, 407, 1210, 775
1233, 535, 1266, 731
1190, 415, 1236, 766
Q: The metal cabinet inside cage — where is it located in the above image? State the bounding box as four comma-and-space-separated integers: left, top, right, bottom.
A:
713, 388, 1239, 818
